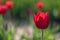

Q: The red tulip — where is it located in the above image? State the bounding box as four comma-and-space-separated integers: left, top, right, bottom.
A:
34, 12, 50, 29
5, 1, 13, 9
36, 2, 44, 9
0, 5, 8, 15
0, 6, 2, 14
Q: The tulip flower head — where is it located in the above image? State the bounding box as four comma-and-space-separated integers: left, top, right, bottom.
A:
34, 12, 50, 29
0, 1, 14, 15
5, 1, 13, 9
0, 5, 8, 15
36, 2, 44, 9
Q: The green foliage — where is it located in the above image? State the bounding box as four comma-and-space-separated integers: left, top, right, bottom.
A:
33, 25, 55, 40
21, 34, 30, 40
7, 31, 14, 40
0, 15, 3, 40
0, 15, 14, 40
2, 0, 60, 20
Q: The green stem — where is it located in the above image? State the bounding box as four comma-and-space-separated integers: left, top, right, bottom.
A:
42, 30, 44, 40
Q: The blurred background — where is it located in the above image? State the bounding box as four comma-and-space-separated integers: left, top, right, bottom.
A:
0, 0, 60, 40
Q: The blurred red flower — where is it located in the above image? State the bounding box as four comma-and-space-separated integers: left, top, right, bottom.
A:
34, 12, 50, 29
5, 1, 14, 9
0, 5, 8, 15
36, 2, 44, 9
